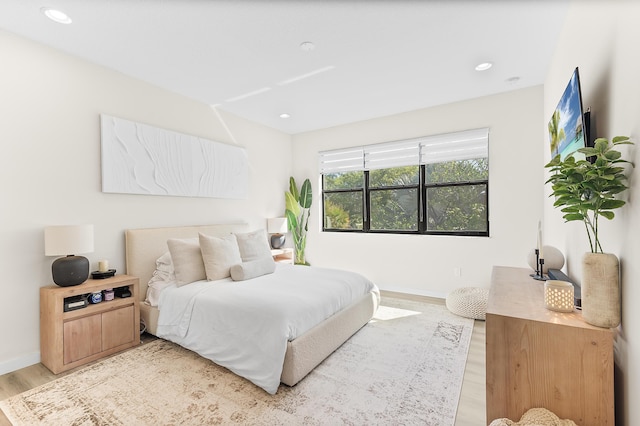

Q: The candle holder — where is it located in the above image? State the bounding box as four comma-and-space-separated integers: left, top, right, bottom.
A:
544, 280, 575, 312
530, 249, 546, 280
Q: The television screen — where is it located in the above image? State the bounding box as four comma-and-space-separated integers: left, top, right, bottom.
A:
548, 67, 587, 161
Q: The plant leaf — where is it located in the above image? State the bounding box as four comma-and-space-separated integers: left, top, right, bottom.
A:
299, 179, 313, 209
605, 151, 622, 161
285, 191, 301, 218
612, 135, 630, 144
599, 211, 615, 220
285, 209, 299, 232
288, 177, 299, 202
600, 199, 626, 209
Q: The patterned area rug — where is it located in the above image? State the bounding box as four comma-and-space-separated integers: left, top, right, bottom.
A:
1, 297, 474, 425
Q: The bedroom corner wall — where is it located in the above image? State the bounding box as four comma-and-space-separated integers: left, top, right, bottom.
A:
543, 2, 640, 424
291, 86, 544, 297
0, 30, 292, 374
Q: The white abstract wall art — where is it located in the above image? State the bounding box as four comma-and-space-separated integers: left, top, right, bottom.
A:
100, 114, 249, 199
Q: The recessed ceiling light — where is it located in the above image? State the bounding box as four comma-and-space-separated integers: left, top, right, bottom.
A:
279, 113, 291, 119
300, 41, 315, 52
41, 7, 72, 24
475, 62, 493, 71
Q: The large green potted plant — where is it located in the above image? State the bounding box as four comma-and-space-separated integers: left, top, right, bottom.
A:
285, 177, 312, 265
545, 136, 633, 327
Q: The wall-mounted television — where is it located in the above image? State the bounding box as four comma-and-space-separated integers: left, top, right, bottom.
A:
548, 67, 590, 161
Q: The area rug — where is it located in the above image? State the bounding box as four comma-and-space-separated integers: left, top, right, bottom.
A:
0, 297, 474, 425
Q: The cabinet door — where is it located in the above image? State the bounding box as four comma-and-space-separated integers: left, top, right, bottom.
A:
63, 315, 102, 364
102, 305, 135, 351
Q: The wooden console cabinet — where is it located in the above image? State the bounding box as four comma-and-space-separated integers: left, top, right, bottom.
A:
40, 274, 140, 374
486, 266, 614, 425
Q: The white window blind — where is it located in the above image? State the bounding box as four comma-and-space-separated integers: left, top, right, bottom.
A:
419, 128, 489, 165
319, 128, 488, 173
364, 138, 421, 170
318, 147, 364, 174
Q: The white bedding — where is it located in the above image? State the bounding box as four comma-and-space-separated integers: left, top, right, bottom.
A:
156, 263, 378, 394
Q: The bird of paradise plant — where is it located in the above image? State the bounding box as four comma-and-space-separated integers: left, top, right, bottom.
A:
285, 177, 312, 265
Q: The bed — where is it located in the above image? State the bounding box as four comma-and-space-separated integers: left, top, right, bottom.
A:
125, 223, 379, 393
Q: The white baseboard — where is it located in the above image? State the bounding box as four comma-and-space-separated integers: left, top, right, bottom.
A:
0, 352, 40, 376
378, 285, 446, 300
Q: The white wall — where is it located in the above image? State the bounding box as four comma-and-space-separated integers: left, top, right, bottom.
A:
543, 2, 640, 424
292, 86, 544, 297
0, 30, 292, 374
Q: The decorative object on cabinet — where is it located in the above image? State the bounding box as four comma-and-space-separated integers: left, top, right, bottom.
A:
100, 114, 249, 199
582, 253, 620, 327
527, 245, 564, 274
40, 274, 140, 374
530, 221, 546, 280
267, 217, 288, 249
544, 280, 574, 312
44, 225, 94, 287
91, 269, 116, 279
285, 177, 312, 265
98, 259, 109, 272
545, 136, 633, 328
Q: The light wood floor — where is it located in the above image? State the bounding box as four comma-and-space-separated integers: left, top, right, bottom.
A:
0, 292, 486, 425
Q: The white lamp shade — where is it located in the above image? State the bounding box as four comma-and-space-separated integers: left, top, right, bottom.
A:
44, 225, 94, 256
267, 217, 288, 234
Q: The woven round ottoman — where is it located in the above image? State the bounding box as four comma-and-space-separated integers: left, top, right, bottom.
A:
446, 287, 489, 320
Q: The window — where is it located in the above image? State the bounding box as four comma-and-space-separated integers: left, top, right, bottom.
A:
320, 129, 489, 236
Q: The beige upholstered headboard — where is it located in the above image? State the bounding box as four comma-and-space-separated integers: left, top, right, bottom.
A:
125, 223, 249, 304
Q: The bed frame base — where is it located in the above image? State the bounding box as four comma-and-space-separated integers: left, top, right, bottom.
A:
281, 291, 378, 386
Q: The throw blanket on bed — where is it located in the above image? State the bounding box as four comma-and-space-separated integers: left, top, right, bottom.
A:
157, 264, 378, 394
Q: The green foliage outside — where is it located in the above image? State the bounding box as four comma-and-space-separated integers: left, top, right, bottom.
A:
425, 159, 488, 232
323, 158, 488, 233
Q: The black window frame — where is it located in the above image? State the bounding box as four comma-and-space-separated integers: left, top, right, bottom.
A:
322, 165, 489, 237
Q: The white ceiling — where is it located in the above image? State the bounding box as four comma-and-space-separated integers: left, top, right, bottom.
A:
0, 0, 570, 135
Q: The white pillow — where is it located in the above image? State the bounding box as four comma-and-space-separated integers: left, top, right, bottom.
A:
154, 251, 174, 274
167, 238, 206, 286
199, 233, 242, 281
235, 229, 273, 262
230, 257, 276, 281
145, 251, 176, 307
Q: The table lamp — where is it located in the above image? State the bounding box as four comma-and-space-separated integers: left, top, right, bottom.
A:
267, 217, 288, 249
45, 225, 94, 287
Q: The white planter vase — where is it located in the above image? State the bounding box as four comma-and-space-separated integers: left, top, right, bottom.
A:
581, 252, 620, 328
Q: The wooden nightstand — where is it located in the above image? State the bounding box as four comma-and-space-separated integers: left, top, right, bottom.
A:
271, 248, 294, 264
40, 274, 140, 374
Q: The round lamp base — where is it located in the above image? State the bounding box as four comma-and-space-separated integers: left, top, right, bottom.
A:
270, 234, 286, 249
52, 255, 90, 287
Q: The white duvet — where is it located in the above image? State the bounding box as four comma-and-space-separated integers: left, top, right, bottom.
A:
156, 264, 378, 394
